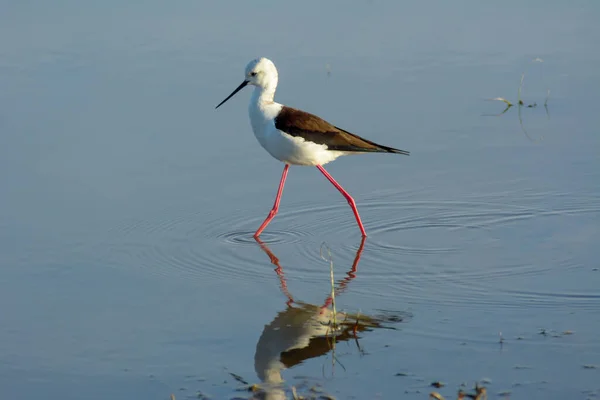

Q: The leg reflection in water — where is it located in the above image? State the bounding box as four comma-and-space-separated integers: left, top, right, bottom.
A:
251, 237, 404, 400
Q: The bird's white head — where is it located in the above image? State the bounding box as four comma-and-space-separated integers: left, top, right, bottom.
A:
215, 57, 278, 109
245, 57, 278, 90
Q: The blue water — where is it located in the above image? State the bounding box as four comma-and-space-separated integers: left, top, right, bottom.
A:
1, 1, 599, 399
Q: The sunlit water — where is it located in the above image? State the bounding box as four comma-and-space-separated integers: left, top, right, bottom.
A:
1, 1, 599, 399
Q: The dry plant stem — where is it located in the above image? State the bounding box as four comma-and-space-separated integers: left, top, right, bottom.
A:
320, 243, 337, 329
518, 73, 525, 105
329, 254, 337, 329
320, 243, 338, 375
429, 392, 444, 400
291, 386, 300, 400
490, 97, 513, 107
328, 249, 337, 370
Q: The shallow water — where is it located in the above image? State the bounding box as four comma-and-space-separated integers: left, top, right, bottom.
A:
1, 1, 599, 399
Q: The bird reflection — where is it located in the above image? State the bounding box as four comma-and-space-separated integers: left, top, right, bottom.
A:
251, 237, 401, 399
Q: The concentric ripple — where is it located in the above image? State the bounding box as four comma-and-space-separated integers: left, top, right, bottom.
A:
93, 205, 278, 284
93, 201, 358, 285
92, 187, 599, 319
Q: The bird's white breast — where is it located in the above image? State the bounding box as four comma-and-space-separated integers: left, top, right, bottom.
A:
248, 101, 345, 166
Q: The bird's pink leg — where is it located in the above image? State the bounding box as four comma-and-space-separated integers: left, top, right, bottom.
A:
254, 164, 290, 238
316, 165, 367, 237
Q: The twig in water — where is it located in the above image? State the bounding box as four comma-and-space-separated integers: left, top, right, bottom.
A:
228, 372, 249, 385
517, 73, 525, 106
429, 392, 445, 400
487, 97, 513, 107
320, 242, 342, 375
320, 243, 337, 332
291, 386, 301, 400
518, 100, 543, 142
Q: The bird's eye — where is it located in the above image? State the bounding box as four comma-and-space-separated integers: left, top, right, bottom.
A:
250, 72, 257, 76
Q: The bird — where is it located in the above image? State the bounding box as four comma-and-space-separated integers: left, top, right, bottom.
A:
215, 57, 409, 238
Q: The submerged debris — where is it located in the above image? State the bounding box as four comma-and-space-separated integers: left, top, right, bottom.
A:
429, 392, 445, 400
483, 57, 551, 143
487, 97, 513, 107
538, 328, 576, 338
430, 383, 487, 400
291, 385, 302, 400
195, 390, 211, 399
229, 372, 249, 385
318, 395, 336, 400
514, 364, 532, 370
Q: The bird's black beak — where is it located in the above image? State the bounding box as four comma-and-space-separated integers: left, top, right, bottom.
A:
215, 80, 249, 109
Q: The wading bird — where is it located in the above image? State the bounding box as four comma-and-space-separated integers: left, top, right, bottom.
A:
216, 58, 409, 238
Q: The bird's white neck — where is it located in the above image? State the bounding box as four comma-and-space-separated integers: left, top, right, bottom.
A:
251, 85, 276, 106
248, 85, 282, 135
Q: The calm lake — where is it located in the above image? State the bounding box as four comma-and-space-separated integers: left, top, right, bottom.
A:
1, 1, 599, 399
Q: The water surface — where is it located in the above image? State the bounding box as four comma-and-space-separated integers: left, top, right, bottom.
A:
1, 1, 599, 399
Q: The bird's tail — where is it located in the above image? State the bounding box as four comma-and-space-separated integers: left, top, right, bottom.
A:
375, 143, 410, 156
334, 125, 410, 156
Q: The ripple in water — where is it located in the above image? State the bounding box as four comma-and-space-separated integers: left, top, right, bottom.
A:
93, 190, 599, 317
94, 206, 281, 284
